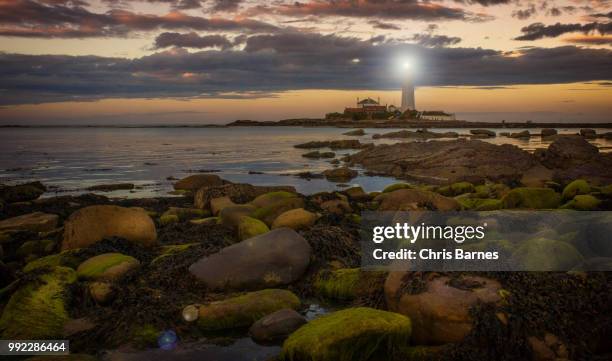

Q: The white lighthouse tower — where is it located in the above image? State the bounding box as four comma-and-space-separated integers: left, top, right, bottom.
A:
401, 72, 415, 111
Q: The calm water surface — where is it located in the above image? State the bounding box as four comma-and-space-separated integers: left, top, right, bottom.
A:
1, 126, 610, 197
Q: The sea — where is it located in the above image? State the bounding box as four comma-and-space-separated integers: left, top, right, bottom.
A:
1, 126, 610, 198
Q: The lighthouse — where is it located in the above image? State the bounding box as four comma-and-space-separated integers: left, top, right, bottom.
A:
401, 72, 415, 111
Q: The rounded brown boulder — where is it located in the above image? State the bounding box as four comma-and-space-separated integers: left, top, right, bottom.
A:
384, 272, 502, 345
173, 174, 224, 191
62, 205, 157, 250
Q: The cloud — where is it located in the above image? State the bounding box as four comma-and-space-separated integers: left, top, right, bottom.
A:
515, 21, 612, 40
0, 0, 276, 38
0, 33, 611, 105
563, 34, 612, 45
368, 20, 401, 30
512, 5, 537, 20
211, 0, 242, 12
588, 11, 612, 19
411, 33, 462, 47
249, 0, 491, 22
154, 32, 233, 49
452, 0, 512, 5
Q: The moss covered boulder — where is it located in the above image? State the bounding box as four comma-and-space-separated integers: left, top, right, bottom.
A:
76, 253, 140, 281
62, 205, 156, 250
500, 187, 561, 209
383, 183, 412, 193
0, 267, 77, 339
251, 191, 297, 208
173, 174, 224, 191
210, 196, 237, 216
511, 238, 583, 271
561, 179, 591, 200
271, 208, 318, 230
561, 194, 602, 210
23, 249, 82, 273
198, 289, 300, 331
314, 268, 360, 301
344, 186, 369, 201
281, 307, 411, 361
220, 204, 257, 226
252, 197, 305, 226
159, 214, 179, 225
455, 196, 502, 211
438, 182, 475, 196
238, 216, 269, 241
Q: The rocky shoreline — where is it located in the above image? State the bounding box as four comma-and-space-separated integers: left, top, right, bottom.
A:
1, 137, 612, 361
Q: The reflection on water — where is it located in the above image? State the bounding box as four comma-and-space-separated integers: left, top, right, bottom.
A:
0, 127, 609, 197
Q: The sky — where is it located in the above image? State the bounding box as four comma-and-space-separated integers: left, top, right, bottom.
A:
0, 0, 610, 124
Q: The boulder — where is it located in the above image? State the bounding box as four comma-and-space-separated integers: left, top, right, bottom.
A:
0, 267, 77, 339
219, 204, 256, 226
540, 128, 557, 138
87, 183, 134, 192
238, 216, 269, 241
159, 214, 179, 225
383, 183, 413, 193
76, 253, 140, 281
302, 151, 335, 159
249, 308, 307, 343
538, 135, 598, 169
342, 129, 365, 136
89, 282, 114, 304
0, 181, 46, 203
437, 182, 475, 196
189, 228, 311, 290
271, 208, 318, 230
252, 197, 305, 226
509, 130, 530, 138
210, 196, 237, 216
251, 191, 297, 208
470, 129, 495, 137
320, 199, 352, 215
561, 179, 590, 200
23, 249, 82, 273
372, 129, 458, 139
173, 174, 224, 191
344, 186, 369, 201
580, 128, 596, 139
561, 194, 601, 210
323, 167, 358, 182
349, 139, 536, 185
62, 205, 156, 250
385, 273, 501, 344
194, 183, 296, 210
281, 307, 411, 361
198, 289, 300, 331
162, 207, 209, 220
500, 187, 561, 209
376, 189, 461, 211
512, 238, 583, 271
0, 212, 59, 233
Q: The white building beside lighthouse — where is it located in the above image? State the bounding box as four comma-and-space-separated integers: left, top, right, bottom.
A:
401, 74, 415, 111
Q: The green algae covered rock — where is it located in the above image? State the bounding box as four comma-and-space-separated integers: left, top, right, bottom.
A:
501, 187, 561, 209
383, 183, 413, 193
281, 307, 411, 361
561, 194, 602, 210
198, 289, 300, 331
159, 214, 179, 225
189, 216, 219, 225
511, 238, 584, 271
562, 179, 590, 200
238, 216, 269, 241
23, 249, 82, 273
455, 196, 502, 211
314, 268, 360, 301
251, 191, 297, 208
0, 267, 76, 339
438, 182, 475, 197
252, 197, 305, 226
76, 253, 140, 281
131, 324, 161, 347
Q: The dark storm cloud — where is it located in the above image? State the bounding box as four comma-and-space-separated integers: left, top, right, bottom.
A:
411, 33, 462, 47
515, 21, 612, 40
250, 0, 490, 22
589, 11, 612, 19
154, 32, 233, 49
0, 0, 276, 38
0, 33, 610, 105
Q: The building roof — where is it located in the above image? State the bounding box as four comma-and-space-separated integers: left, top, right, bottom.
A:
357, 97, 379, 105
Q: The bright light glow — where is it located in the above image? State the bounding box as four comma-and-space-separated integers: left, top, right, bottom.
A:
351, 58, 360, 64
402, 60, 412, 70
395, 55, 418, 77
